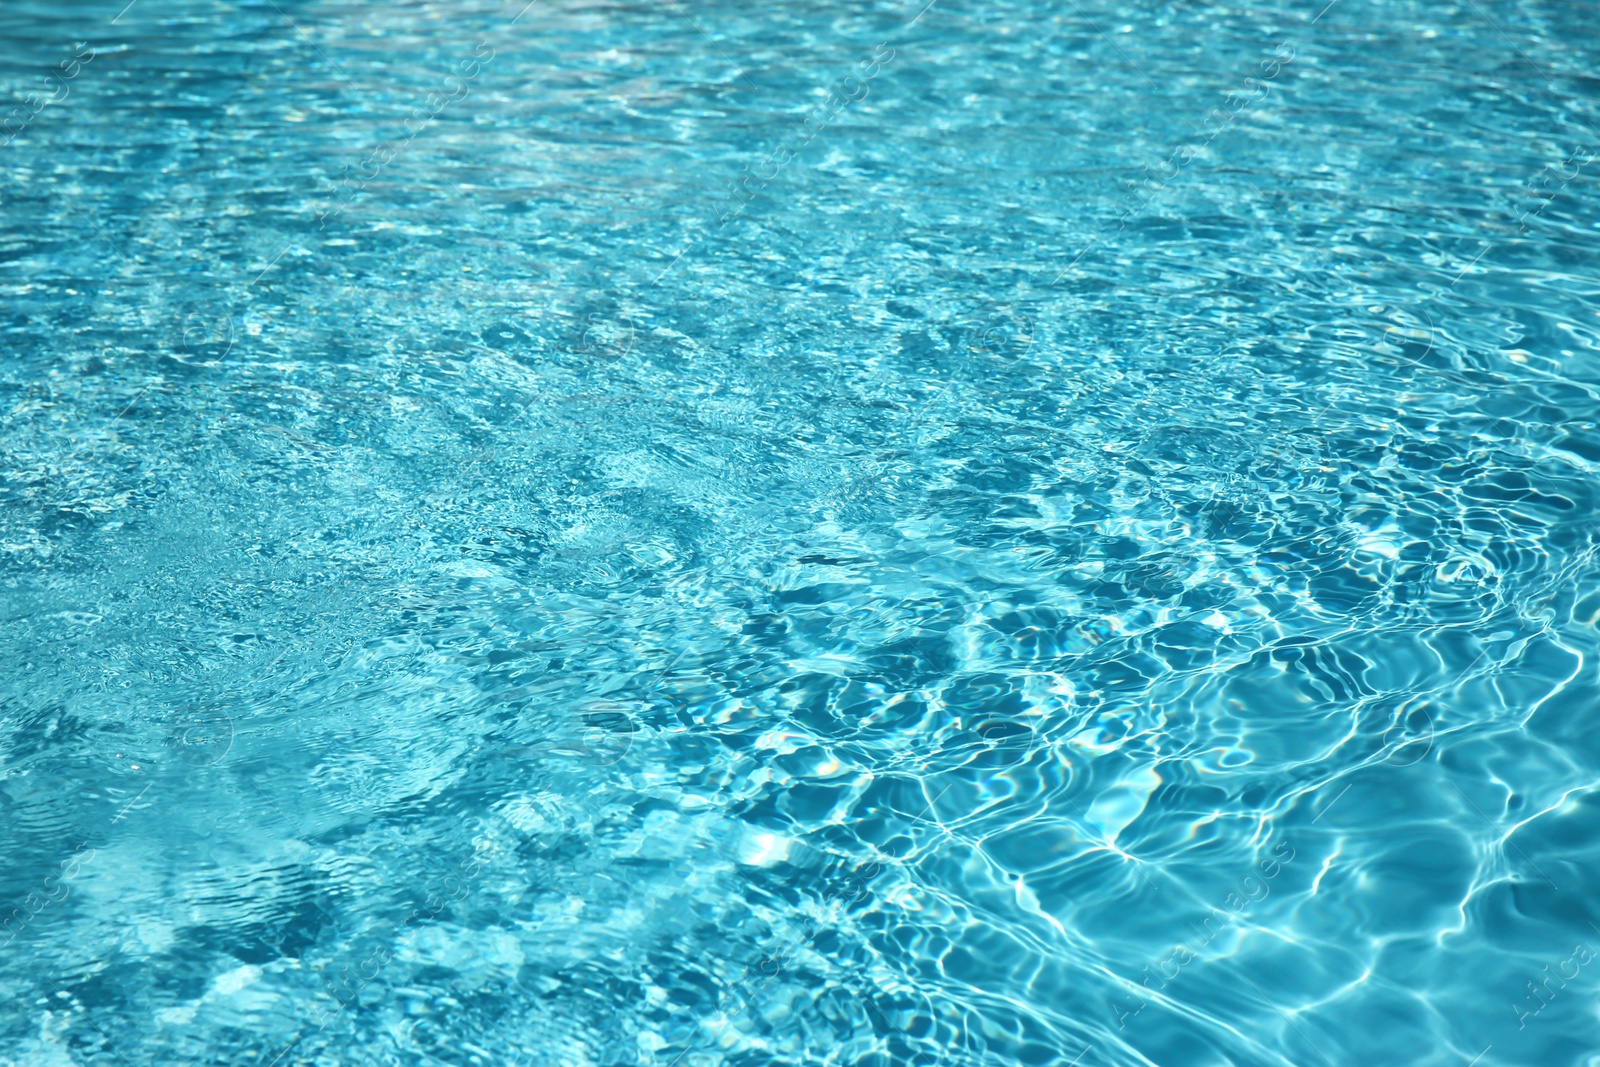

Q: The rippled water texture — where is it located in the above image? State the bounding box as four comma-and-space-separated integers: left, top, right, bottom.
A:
4, 0, 1600, 1064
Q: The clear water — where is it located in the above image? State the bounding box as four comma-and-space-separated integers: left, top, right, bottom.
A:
3, 1, 1599, 1065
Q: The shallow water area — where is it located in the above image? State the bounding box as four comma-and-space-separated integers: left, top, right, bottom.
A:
2, 1, 1600, 1065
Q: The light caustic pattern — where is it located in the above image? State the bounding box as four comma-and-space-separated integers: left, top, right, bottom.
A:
1, 0, 1598, 1065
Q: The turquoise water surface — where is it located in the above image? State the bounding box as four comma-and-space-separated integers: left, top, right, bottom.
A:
3, 1, 1600, 1065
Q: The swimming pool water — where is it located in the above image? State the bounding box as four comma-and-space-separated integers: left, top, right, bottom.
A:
3, 1, 1599, 1065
